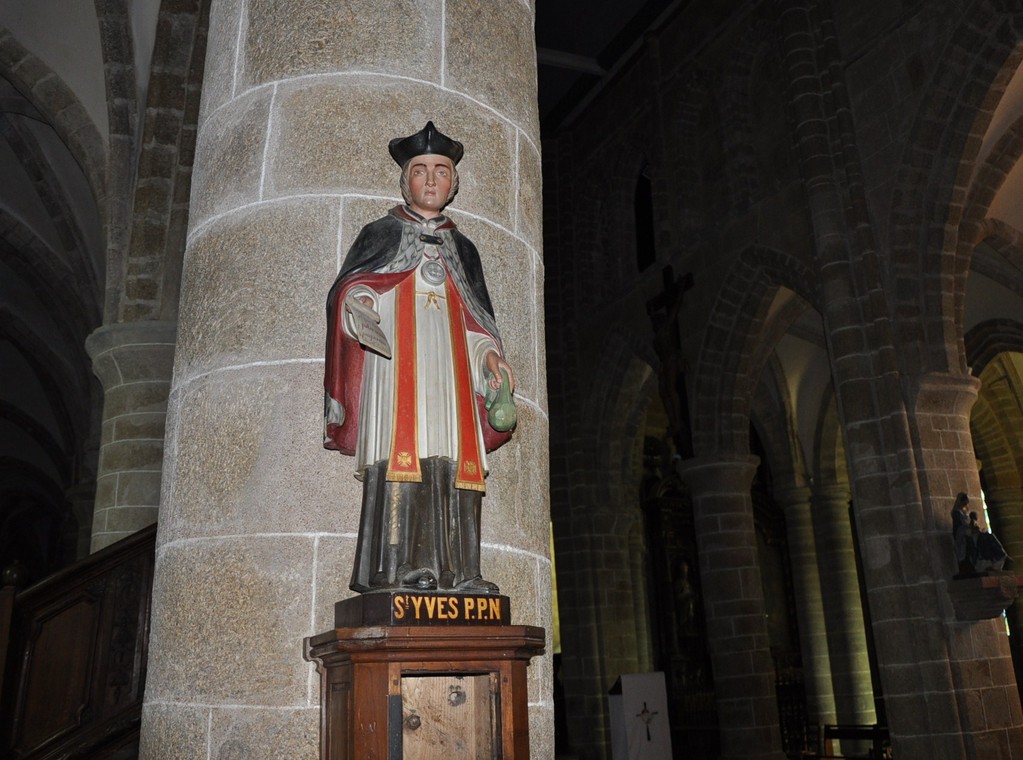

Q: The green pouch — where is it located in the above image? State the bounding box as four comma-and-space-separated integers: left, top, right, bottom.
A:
485, 369, 517, 432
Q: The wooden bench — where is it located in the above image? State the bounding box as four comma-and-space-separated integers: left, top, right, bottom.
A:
816, 724, 891, 759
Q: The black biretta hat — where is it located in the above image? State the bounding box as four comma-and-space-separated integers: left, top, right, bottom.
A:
388, 121, 464, 167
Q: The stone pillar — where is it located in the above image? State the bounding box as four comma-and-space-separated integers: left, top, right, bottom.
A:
878, 372, 1023, 758
65, 484, 97, 560
811, 485, 875, 727
85, 321, 176, 551
628, 522, 654, 672
554, 520, 613, 759
774, 485, 836, 725
680, 456, 787, 760
139, 2, 549, 758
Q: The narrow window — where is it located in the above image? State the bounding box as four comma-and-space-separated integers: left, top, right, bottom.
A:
635, 168, 656, 271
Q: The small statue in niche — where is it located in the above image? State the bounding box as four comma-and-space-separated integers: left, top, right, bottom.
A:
952, 492, 1011, 576
674, 557, 698, 638
968, 510, 1010, 573
323, 122, 516, 595
952, 492, 976, 576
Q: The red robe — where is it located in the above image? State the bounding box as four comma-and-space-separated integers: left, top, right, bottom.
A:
323, 209, 512, 491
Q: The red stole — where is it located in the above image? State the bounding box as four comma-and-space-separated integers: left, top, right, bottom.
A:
384, 274, 487, 492
325, 268, 512, 488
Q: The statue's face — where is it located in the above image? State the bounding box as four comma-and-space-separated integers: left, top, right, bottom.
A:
407, 154, 453, 217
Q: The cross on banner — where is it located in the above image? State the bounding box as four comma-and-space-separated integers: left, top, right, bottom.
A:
608, 672, 673, 759
635, 701, 659, 740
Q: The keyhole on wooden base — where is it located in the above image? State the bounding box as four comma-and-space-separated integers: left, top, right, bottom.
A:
448, 684, 466, 707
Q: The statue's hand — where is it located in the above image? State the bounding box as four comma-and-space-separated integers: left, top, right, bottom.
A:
344, 293, 379, 321
485, 352, 515, 392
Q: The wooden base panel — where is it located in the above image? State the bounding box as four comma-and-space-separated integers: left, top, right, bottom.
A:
305, 624, 544, 760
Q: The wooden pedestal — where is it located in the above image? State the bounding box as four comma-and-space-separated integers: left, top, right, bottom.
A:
305, 595, 544, 760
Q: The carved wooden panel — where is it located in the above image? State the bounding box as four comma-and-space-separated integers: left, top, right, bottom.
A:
17, 594, 102, 751
305, 624, 545, 760
0, 524, 155, 759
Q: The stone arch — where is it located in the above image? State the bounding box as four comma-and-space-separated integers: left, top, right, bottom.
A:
0, 240, 97, 571
92, 0, 136, 139
965, 316, 1023, 691
0, 317, 90, 457
0, 115, 103, 315
751, 352, 808, 490
585, 325, 659, 504
813, 388, 849, 487
0, 29, 107, 557
0, 210, 99, 351
0, 30, 107, 208
965, 318, 1023, 493
978, 216, 1023, 259
972, 218, 1023, 302
887, 4, 1023, 374
966, 318, 1023, 374
971, 383, 1023, 494
961, 115, 1023, 236
120, 0, 211, 322
689, 245, 818, 457
92, 0, 138, 320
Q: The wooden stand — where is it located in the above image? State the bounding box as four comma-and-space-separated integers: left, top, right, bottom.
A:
305, 594, 544, 760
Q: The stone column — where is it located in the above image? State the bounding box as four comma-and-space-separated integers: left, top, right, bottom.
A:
65, 484, 97, 560
139, 2, 549, 758
85, 321, 176, 551
554, 519, 612, 759
811, 485, 875, 727
774, 485, 836, 725
680, 456, 787, 760
882, 372, 1023, 758
633, 520, 659, 672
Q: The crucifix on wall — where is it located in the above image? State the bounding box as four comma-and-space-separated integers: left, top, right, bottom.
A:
646, 264, 694, 458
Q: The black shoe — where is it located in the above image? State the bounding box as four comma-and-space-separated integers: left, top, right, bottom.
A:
401, 568, 437, 590
455, 576, 500, 594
